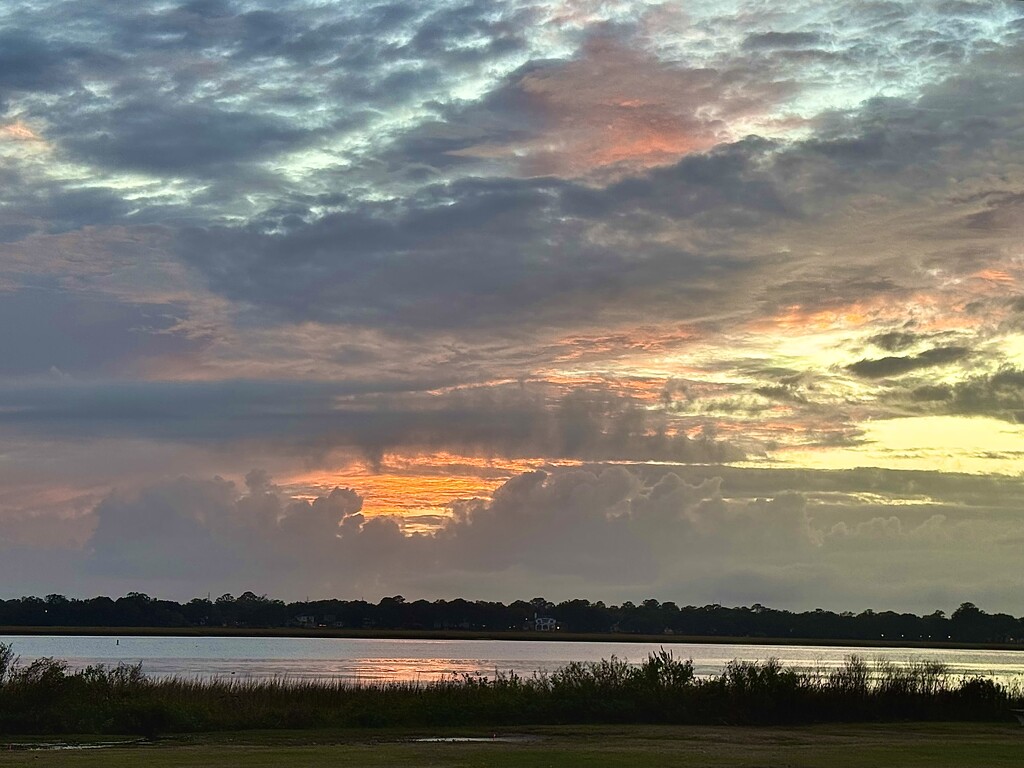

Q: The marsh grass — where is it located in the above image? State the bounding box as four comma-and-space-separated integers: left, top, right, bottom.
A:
0, 645, 1018, 736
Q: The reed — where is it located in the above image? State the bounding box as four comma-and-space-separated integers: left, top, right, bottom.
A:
0, 644, 1018, 736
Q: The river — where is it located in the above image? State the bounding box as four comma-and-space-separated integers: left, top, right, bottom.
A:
2, 635, 1023, 684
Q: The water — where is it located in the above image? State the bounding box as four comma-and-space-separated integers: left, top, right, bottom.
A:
2, 635, 1023, 685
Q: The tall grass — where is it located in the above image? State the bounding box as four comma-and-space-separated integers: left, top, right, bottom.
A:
0, 644, 1018, 736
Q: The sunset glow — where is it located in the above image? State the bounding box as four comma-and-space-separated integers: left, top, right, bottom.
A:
1, 0, 1023, 610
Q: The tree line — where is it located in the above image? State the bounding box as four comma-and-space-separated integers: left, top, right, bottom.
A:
0, 593, 1019, 643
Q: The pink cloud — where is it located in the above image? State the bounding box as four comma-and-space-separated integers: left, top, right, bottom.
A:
456, 37, 794, 178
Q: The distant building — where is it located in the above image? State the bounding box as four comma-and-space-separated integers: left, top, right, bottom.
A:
534, 616, 557, 631
293, 614, 317, 628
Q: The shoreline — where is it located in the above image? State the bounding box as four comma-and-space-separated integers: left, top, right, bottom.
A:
2, 625, 1022, 652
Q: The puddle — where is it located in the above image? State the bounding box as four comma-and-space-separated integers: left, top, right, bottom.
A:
413, 735, 540, 744
3, 739, 147, 751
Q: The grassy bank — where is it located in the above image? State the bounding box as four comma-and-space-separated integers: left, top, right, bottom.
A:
3, 723, 1024, 768
1, 644, 1020, 737
3, 625, 1023, 651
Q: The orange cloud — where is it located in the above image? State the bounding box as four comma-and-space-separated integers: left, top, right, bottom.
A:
751, 289, 990, 337
285, 452, 565, 526
551, 326, 695, 363
973, 268, 1014, 284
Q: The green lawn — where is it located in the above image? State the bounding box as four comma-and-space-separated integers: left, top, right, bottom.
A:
4, 723, 1022, 767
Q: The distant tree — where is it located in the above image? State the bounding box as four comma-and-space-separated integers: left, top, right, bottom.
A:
0, 591, 1020, 643
951, 602, 986, 641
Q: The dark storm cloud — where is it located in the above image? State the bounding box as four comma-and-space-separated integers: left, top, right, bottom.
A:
0, 379, 743, 464
0, 290, 202, 376
846, 346, 970, 379
806, 63, 1024, 179
178, 139, 785, 330
0, 32, 79, 95
59, 100, 310, 175
9, 187, 138, 238
0, 379, 403, 441
0, 164, 171, 242
948, 367, 1024, 422
909, 384, 952, 403
895, 367, 1024, 421
752, 384, 808, 404
32, 188, 135, 232
869, 331, 923, 353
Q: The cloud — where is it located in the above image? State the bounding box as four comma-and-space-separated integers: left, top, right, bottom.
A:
1, 1, 1020, 347
959, 190, 1024, 231
43, 463, 1024, 610
444, 35, 794, 177
177, 137, 790, 332
895, 367, 1024, 422
0, 290, 204, 376
948, 367, 1024, 422
846, 346, 970, 379
434, 469, 819, 584
909, 384, 953, 403
742, 31, 823, 51
0, 32, 79, 95
88, 475, 243, 579
0, 0, 1023, 612
59, 100, 311, 175
869, 331, 924, 353
0, 379, 744, 465
172, 35, 1024, 339
1, 0, 534, 195
85, 471, 388, 584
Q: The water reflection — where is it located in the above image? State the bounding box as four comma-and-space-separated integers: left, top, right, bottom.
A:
2, 635, 1023, 685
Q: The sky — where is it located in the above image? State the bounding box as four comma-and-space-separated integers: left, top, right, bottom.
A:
1, 0, 1024, 611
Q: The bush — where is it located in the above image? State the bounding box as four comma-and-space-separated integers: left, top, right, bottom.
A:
0, 643, 16, 684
